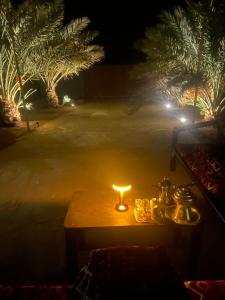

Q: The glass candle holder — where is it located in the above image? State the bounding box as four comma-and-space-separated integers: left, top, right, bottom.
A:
112, 184, 131, 212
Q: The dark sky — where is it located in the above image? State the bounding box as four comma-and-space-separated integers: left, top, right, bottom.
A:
64, 0, 186, 63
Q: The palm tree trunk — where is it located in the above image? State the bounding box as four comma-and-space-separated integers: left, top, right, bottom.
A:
1, 3, 30, 131
46, 85, 59, 108
0, 99, 21, 127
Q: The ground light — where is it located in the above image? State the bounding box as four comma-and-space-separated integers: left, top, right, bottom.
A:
25, 103, 33, 110
112, 184, 131, 212
179, 116, 187, 123
165, 103, 172, 109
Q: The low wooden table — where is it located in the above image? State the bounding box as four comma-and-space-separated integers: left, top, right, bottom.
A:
64, 191, 203, 281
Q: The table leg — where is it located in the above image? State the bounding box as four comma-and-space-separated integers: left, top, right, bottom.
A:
186, 221, 204, 279
64, 228, 84, 282
172, 222, 203, 279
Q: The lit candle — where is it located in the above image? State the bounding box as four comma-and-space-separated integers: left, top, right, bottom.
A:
112, 184, 131, 212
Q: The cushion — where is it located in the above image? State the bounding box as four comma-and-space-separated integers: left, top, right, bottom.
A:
175, 144, 225, 221
0, 285, 73, 300
75, 245, 188, 299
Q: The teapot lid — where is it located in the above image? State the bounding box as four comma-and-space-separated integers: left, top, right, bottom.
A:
173, 186, 195, 204
159, 177, 172, 188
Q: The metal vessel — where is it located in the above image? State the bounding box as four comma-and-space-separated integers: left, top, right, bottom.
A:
168, 185, 201, 225
158, 177, 175, 207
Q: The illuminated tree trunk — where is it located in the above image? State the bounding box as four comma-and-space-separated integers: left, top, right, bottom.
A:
46, 85, 59, 108
0, 99, 21, 127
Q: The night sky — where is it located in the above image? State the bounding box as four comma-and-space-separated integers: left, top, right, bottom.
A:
64, 0, 186, 63
13, 0, 187, 63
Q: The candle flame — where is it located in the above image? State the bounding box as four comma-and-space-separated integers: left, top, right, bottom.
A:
112, 184, 131, 193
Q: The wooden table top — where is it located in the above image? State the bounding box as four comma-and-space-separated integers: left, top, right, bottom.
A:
64, 191, 162, 229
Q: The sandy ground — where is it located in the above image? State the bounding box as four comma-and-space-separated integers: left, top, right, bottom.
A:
0, 100, 222, 284
0, 107, 73, 151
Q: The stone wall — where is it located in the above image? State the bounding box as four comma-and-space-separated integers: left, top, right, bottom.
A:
82, 64, 138, 99
56, 64, 147, 101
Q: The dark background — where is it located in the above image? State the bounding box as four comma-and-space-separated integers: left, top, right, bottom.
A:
64, 0, 186, 63
12, 0, 187, 63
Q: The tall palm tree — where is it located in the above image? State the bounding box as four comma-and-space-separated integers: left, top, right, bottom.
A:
0, 45, 35, 126
135, 0, 225, 120
0, 0, 103, 126
0, 0, 64, 125
28, 16, 104, 107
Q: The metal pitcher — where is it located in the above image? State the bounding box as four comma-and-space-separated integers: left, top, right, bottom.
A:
158, 177, 175, 207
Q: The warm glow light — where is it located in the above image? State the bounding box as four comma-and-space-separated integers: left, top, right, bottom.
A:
165, 103, 171, 109
112, 184, 131, 212
180, 117, 187, 123
117, 204, 127, 212
112, 185, 132, 193
71, 103, 75, 107
25, 103, 33, 110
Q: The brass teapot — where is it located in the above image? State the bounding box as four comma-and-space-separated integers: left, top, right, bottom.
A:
170, 184, 201, 225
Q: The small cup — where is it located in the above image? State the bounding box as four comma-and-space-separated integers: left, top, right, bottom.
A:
150, 199, 164, 221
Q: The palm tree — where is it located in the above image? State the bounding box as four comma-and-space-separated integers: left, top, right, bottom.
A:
29, 17, 104, 107
0, 45, 35, 126
135, 0, 225, 120
0, 0, 64, 125
20, 1, 104, 107
0, 0, 103, 125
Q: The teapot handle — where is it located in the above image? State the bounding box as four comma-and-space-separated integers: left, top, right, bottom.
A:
191, 208, 201, 225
